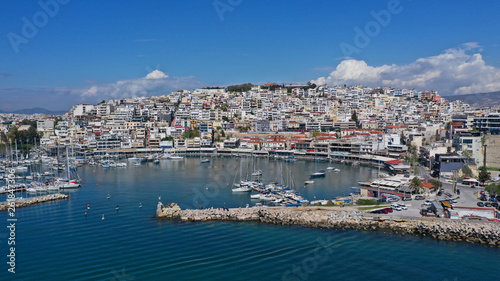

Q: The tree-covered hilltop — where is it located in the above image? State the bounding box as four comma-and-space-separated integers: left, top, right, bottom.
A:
227, 83, 254, 92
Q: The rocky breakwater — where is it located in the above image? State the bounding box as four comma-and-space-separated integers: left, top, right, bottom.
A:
0, 193, 69, 211
156, 204, 500, 246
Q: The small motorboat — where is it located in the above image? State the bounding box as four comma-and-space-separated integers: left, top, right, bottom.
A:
310, 170, 326, 178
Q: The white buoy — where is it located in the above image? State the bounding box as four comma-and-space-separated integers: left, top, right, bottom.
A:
102, 214, 105, 221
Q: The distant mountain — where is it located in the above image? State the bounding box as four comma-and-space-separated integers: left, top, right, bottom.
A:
0, 107, 67, 115
444, 91, 500, 107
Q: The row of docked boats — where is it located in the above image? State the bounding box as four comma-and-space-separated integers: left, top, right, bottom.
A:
26, 177, 81, 193
251, 182, 309, 205
231, 179, 308, 206
1, 146, 83, 193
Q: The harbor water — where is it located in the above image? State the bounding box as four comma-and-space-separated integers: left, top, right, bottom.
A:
1, 157, 499, 280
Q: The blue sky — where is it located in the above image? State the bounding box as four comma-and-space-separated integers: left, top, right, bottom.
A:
1, 0, 500, 110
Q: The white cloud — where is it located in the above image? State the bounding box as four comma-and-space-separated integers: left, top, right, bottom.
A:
79, 70, 206, 102
1, 70, 208, 111
312, 43, 500, 95
146, 70, 168, 79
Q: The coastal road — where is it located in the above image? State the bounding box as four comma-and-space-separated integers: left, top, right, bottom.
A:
440, 181, 482, 208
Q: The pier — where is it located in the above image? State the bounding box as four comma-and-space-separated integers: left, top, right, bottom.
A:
0, 186, 27, 194
157, 204, 500, 246
0, 193, 69, 211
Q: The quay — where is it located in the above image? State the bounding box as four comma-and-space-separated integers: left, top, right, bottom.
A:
0, 186, 27, 194
0, 193, 69, 211
157, 203, 500, 246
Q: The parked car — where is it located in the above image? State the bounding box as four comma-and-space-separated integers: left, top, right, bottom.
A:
371, 209, 389, 214
399, 204, 408, 210
424, 200, 432, 206
384, 207, 393, 213
485, 202, 492, 207
477, 201, 485, 207
402, 196, 412, 201
415, 195, 425, 200
491, 202, 499, 208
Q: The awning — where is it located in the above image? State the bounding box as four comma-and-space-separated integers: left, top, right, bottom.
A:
441, 201, 452, 208
386, 159, 403, 165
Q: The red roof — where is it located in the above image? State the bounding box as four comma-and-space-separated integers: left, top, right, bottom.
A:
422, 182, 434, 189
386, 159, 403, 165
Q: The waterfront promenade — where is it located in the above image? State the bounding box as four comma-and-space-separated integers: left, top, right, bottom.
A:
157, 203, 500, 246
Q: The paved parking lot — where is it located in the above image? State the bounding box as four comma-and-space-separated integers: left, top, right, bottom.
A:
366, 178, 489, 219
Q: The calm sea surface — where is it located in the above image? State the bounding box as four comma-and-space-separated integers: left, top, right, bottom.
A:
1, 157, 499, 280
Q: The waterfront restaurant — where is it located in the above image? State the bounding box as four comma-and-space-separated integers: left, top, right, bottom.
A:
358, 176, 411, 198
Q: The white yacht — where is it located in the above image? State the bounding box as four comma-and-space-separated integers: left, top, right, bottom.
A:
232, 186, 252, 192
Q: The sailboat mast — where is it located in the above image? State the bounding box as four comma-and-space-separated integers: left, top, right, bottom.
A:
15, 139, 19, 164
66, 146, 70, 180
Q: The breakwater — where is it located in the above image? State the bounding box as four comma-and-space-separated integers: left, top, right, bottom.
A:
157, 204, 500, 246
0, 193, 69, 211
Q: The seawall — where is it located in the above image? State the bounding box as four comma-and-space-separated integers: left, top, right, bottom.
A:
157, 204, 500, 246
0, 193, 69, 211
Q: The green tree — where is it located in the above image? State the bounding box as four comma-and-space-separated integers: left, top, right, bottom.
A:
7, 126, 19, 141
428, 178, 442, 191
461, 165, 473, 178
462, 150, 473, 163
182, 129, 200, 139
478, 166, 491, 184
161, 136, 174, 141
21, 119, 37, 128
485, 183, 500, 197
409, 177, 424, 194
227, 83, 254, 92
351, 110, 358, 123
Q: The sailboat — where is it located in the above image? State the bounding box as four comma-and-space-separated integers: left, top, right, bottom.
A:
232, 159, 253, 192
200, 151, 210, 163
59, 146, 81, 189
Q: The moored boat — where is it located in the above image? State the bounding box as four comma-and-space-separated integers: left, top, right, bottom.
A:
310, 170, 326, 178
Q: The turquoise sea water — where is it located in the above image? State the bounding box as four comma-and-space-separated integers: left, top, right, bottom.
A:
1, 157, 499, 280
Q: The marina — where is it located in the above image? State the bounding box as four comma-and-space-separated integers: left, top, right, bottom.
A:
1, 156, 499, 280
